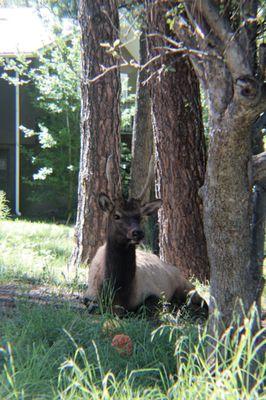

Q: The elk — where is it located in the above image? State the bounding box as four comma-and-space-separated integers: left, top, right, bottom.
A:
84, 157, 208, 315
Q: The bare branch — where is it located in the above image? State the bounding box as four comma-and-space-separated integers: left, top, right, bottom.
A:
252, 151, 266, 184
147, 33, 222, 59
173, 16, 207, 84
86, 61, 137, 84
151, 45, 220, 59
184, 2, 224, 52
100, 6, 119, 34
192, 0, 252, 78
142, 66, 163, 86
236, 1, 257, 72
86, 38, 216, 85
193, 0, 234, 44
147, 32, 183, 49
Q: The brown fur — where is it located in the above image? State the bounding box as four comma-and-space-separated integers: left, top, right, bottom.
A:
85, 244, 197, 310
84, 193, 208, 314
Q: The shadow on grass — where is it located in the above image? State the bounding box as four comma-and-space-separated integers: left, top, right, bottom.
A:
0, 301, 178, 399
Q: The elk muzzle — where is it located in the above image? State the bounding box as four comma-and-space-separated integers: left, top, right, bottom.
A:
127, 227, 144, 244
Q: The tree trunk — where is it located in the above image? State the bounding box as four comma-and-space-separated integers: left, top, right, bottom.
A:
249, 2, 265, 319
69, 0, 121, 271
130, 30, 153, 204
203, 121, 254, 331
146, 1, 210, 282
130, 29, 157, 250
171, 0, 265, 332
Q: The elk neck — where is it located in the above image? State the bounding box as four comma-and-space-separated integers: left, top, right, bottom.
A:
105, 236, 136, 292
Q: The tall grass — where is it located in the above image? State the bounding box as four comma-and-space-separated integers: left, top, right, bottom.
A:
0, 303, 177, 399
0, 220, 265, 399
0, 304, 264, 399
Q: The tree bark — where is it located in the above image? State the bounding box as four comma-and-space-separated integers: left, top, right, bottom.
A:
130, 30, 153, 204
146, 1, 210, 282
69, 0, 121, 271
172, 0, 265, 333
203, 121, 254, 330
252, 151, 266, 184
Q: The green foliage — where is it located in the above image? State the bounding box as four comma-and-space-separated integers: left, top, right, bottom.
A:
120, 141, 132, 196
121, 75, 136, 132
1, 28, 81, 219
44, 0, 78, 19
120, 76, 135, 194
0, 191, 10, 220
26, 31, 81, 218
1, 22, 135, 219
121, 98, 135, 132
0, 53, 31, 85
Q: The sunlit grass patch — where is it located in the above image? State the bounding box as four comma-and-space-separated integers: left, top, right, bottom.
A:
0, 219, 86, 288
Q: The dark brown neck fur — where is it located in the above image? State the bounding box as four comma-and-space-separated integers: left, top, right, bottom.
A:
104, 236, 136, 307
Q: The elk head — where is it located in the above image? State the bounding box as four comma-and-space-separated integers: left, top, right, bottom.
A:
100, 155, 162, 245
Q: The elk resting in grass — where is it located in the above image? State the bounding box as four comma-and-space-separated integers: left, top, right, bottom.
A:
84, 157, 208, 316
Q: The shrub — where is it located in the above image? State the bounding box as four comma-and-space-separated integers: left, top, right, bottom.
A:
0, 191, 10, 220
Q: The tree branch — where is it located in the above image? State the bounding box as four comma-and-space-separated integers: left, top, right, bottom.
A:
252, 151, 266, 184
85, 38, 215, 85
192, 0, 252, 78
147, 33, 222, 60
85, 61, 137, 83
184, 2, 224, 52
173, 16, 207, 85
238, 0, 258, 71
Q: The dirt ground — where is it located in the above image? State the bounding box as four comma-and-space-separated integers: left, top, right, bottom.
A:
0, 283, 265, 328
0, 283, 86, 315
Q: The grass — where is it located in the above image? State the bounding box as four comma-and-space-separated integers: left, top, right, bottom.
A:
0, 219, 265, 399
0, 219, 86, 288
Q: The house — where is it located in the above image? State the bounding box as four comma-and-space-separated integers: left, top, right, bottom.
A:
0, 7, 139, 216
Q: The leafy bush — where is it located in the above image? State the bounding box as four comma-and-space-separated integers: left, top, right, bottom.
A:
1, 26, 81, 220
0, 191, 10, 220
1, 27, 135, 220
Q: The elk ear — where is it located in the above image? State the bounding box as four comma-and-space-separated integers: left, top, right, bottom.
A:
98, 193, 113, 212
141, 199, 162, 216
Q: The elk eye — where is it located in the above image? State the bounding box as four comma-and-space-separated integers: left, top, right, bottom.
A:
114, 213, 121, 220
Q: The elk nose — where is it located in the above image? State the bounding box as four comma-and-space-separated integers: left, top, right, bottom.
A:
132, 229, 144, 241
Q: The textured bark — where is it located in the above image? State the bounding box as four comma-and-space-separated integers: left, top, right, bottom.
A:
146, 1, 209, 282
172, 0, 265, 332
251, 128, 266, 316
130, 30, 153, 204
203, 122, 254, 330
249, 1, 266, 311
69, 0, 121, 271
252, 151, 266, 183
